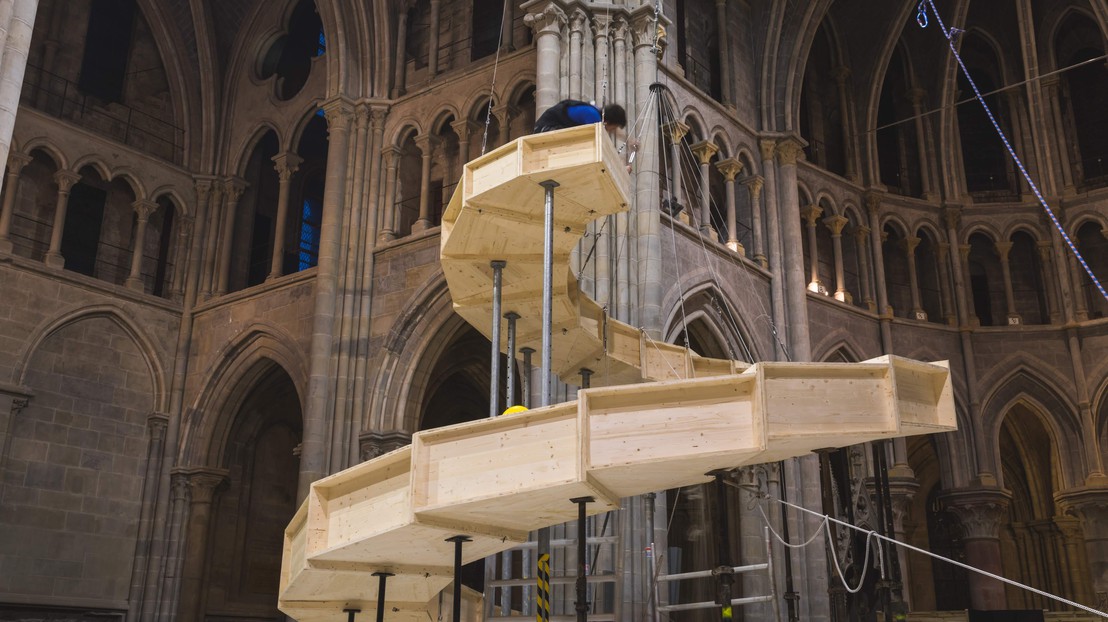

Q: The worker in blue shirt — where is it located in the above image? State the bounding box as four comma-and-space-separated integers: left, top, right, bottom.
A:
534, 100, 627, 134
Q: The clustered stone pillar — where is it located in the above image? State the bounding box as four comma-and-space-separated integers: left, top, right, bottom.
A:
691, 140, 718, 238
1037, 240, 1061, 323
392, 1, 413, 99
1057, 488, 1108, 611
0, 150, 31, 253
268, 152, 303, 281
42, 169, 80, 269
176, 469, 228, 622
125, 199, 158, 291
568, 10, 585, 99
428, 0, 442, 76
715, 158, 742, 254
0, 0, 39, 174
713, 0, 732, 107
942, 488, 1012, 610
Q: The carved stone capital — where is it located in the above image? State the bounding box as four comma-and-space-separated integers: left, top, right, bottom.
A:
742, 175, 764, 200
147, 412, 169, 440
1056, 486, 1108, 539
941, 487, 1012, 540
359, 431, 413, 462
690, 140, 719, 165
451, 119, 478, 140
570, 9, 587, 34
775, 138, 805, 166
864, 191, 884, 215
993, 240, 1013, 259
902, 235, 921, 254
801, 204, 823, 226
491, 104, 520, 125
7, 151, 32, 176
320, 97, 356, 133
662, 121, 690, 144
759, 139, 776, 162
715, 158, 743, 181
222, 177, 248, 203
131, 199, 158, 221
943, 206, 962, 229
52, 170, 81, 194
824, 214, 849, 236
272, 152, 304, 182
906, 88, 927, 106
524, 4, 567, 36
854, 224, 871, 241
173, 467, 229, 505
832, 65, 851, 85
414, 133, 442, 154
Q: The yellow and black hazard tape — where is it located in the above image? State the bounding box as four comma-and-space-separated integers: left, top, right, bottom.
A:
536, 553, 551, 622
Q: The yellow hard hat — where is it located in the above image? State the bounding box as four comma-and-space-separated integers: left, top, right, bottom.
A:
501, 405, 529, 416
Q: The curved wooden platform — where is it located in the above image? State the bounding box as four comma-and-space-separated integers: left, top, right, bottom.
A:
279, 125, 958, 620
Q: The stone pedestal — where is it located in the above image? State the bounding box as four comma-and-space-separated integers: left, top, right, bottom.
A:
941, 487, 1012, 610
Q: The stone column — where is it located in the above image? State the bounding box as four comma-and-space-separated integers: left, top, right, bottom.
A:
662, 121, 689, 219
170, 214, 193, 299
801, 204, 823, 293
903, 235, 923, 319
593, 14, 610, 104
42, 169, 81, 269
691, 140, 718, 238
907, 88, 936, 199
500, 0, 514, 51
125, 199, 158, 291
199, 183, 222, 299
631, 7, 662, 334
759, 139, 788, 359
715, 158, 742, 254
0, 150, 31, 253
267, 152, 303, 281
569, 10, 585, 99
450, 119, 474, 166
300, 98, 354, 498
0, 0, 39, 173
743, 175, 765, 266
866, 193, 890, 315
936, 242, 956, 324
377, 146, 401, 243
1057, 488, 1108, 611
412, 134, 439, 232
492, 104, 517, 147
1055, 516, 1094, 606
824, 214, 849, 302
854, 225, 875, 310
214, 178, 246, 296
960, 244, 975, 324
994, 240, 1021, 325
713, 0, 732, 106
612, 18, 627, 113
1069, 253, 1090, 321
832, 66, 858, 181
944, 207, 969, 325
428, 0, 441, 76
1037, 240, 1061, 323
525, 4, 567, 114
391, 1, 413, 99
176, 468, 228, 622
1040, 78, 1075, 192
776, 138, 811, 360
943, 488, 1012, 610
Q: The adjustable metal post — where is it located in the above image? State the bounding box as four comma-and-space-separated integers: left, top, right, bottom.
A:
710, 471, 735, 622
777, 461, 800, 622
579, 368, 593, 389
343, 608, 361, 622
816, 448, 846, 622
520, 346, 534, 409
871, 440, 904, 622
645, 492, 659, 622
490, 260, 506, 418
505, 311, 520, 406
446, 535, 472, 622
570, 496, 595, 622
539, 180, 558, 408
372, 571, 393, 622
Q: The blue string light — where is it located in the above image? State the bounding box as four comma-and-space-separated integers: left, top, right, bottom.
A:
919, 0, 1108, 304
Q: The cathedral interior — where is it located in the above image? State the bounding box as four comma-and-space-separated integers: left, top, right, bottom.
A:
0, 0, 1107, 620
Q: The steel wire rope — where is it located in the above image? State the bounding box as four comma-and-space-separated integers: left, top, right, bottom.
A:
920, 0, 1108, 303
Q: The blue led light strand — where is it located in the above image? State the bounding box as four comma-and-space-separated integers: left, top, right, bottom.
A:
920, 0, 1108, 304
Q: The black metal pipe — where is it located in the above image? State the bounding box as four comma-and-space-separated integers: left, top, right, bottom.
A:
777, 461, 799, 622
570, 496, 594, 622
343, 607, 361, 622
816, 449, 845, 622
710, 471, 735, 622
446, 535, 471, 622
372, 571, 393, 622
